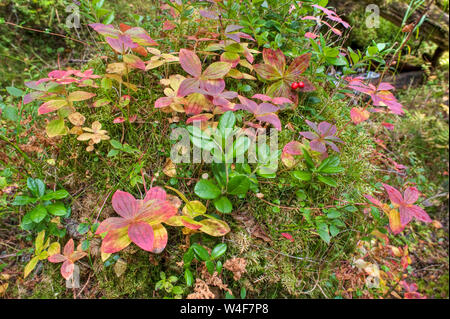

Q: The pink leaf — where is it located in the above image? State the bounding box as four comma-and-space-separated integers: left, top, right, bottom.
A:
305, 32, 318, 39
178, 78, 200, 97
111, 190, 139, 219
163, 20, 176, 31
403, 187, 419, 205
179, 49, 202, 77
281, 233, 294, 242
283, 141, 303, 155
256, 114, 281, 131
61, 260, 75, 280
96, 217, 130, 235
63, 239, 74, 256
128, 222, 154, 251
113, 116, 125, 123
382, 183, 404, 206
382, 122, 394, 130
350, 107, 370, 124
48, 254, 66, 263
144, 187, 167, 201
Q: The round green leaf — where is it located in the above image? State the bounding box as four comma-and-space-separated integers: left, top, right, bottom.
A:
46, 202, 67, 216
12, 195, 36, 206
227, 175, 250, 195
194, 180, 221, 199
213, 196, 232, 214
30, 205, 47, 223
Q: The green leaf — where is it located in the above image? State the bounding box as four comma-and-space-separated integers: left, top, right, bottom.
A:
12, 195, 36, 206
172, 286, 183, 295
212, 163, 227, 187
320, 166, 345, 174
213, 196, 232, 214
102, 11, 115, 24
317, 175, 337, 187
292, 170, 312, 181
205, 260, 215, 275
194, 180, 221, 199
218, 111, 236, 135
21, 212, 34, 230
81, 239, 90, 251
317, 224, 331, 244
232, 136, 250, 159
211, 243, 227, 259
240, 287, 247, 299
192, 244, 210, 261
184, 268, 194, 287
168, 275, 178, 283
326, 210, 341, 219
41, 189, 69, 201
30, 205, 47, 223
302, 148, 315, 169
107, 149, 120, 157
227, 175, 250, 195
332, 219, 346, 228
110, 139, 123, 149
46, 202, 67, 216
6, 86, 24, 97
46, 118, 68, 138
329, 225, 340, 237
77, 223, 90, 235
216, 260, 223, 274
1, 105, 18, 121
27, 178, 46, 197
323, 47, 339, 58
183, 248, 195, 266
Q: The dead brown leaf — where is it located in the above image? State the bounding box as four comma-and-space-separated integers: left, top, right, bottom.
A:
232, 211, 272, 243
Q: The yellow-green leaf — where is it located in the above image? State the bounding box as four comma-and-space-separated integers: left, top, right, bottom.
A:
24, 256, 39, 278
35, 230, 45, 254
68, 91, 96, 102
47, 242, 61, 256
46, 119, 68, 138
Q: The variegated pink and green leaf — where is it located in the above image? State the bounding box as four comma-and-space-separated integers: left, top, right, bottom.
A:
47, 239, 87, 280
254, 48, 314, 103
96, 187, 178, 254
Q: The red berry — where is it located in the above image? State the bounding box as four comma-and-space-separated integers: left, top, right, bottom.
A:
298, 81, 305, 88
291, 82, 299, 89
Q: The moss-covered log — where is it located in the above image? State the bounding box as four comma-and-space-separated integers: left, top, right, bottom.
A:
329, 0, 449, 50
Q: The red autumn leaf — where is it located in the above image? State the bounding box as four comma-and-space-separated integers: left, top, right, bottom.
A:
236, 95, 281, 131
96, 187, 178, 254
48, 239, 87, 280
254, 48, 314, 103
281, 232, 294, 242
382, 183, 432, 226
177, 49, 232, 96
350, 107, 370, 124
